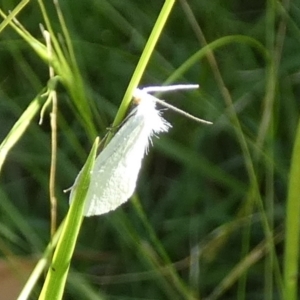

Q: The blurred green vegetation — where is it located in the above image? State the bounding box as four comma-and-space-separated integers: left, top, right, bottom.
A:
0, 0, 299, 299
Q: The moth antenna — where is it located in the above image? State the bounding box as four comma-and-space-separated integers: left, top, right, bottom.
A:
136, 84, 212, 124
154, 98, 213, 125
143, 84, 199, 93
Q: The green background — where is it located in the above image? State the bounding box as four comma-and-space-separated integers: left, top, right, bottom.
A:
0, 0, 299, 299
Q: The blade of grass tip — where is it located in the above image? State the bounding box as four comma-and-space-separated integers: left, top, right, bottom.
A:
38, 19, 96, 140
36, 0, 69, 67
53, 0, 78, 71
283, 118, 300, 300
38, 137, 99, 300
0, 91, 46, 174
105, 0, 176, 146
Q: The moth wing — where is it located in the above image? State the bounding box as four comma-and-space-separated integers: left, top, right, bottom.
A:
69, 92, 170, 217
83, 114, 149, 216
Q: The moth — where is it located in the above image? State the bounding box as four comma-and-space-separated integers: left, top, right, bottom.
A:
69, 84, 211, 216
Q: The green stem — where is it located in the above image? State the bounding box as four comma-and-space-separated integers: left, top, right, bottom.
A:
107, 0, 175, 145
283, 117, 300, 300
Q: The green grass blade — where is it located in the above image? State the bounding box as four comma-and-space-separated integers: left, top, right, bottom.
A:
0, 91, 46, 174
0, 0, 29, 33
107, 0, 176, 145
165, 35, 268, 84
38, 137, 99, 300
283, 118, 300, 300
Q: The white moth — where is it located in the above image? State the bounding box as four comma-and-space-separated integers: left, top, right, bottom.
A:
69, 84, 211, 217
